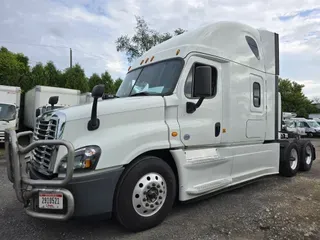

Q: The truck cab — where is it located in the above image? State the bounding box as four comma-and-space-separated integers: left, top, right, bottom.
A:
4, 21, 316, 232
0, 85, 21, 142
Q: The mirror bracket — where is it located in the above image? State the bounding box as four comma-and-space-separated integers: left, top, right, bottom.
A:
186, 97, 204, 114
88, 85, 105, 131
87, 118, 100, 131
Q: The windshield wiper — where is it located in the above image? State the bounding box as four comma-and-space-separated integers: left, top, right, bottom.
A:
102, 94, 120, 100
130, 92, 151, 97
0, 119, 10, 123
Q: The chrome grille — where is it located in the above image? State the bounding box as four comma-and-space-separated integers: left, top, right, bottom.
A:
30, 116, 58, 175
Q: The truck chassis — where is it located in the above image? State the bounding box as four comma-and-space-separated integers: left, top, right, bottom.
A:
5, 128, 317, 229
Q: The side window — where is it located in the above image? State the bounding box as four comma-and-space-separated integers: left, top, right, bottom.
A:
253, 82, 261, 107
185, 63, 217, 98
246, 36, 260, 60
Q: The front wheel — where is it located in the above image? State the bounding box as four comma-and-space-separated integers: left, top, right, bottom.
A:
114, 155, 176, 232
307, 132, 314, 138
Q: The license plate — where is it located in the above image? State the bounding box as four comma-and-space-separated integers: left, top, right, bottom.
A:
39, 193, 63, 209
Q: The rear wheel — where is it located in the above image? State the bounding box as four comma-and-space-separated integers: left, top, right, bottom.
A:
299, 141, 314, 171
114, 155, 176, 232
279, 142, 300, 177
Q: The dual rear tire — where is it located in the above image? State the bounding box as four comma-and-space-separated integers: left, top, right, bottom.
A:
279, 140, 314, 177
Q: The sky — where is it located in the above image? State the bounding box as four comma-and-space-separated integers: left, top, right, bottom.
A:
0, 0, 319, 98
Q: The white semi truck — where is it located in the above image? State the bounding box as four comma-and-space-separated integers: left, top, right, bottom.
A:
0, 85, 21, 142
5, 21, 316, 232
23, 85, 81, 129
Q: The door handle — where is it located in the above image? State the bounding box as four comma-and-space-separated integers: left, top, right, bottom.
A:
215, 122, 221, 137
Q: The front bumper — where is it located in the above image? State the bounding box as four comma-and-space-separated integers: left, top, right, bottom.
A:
5, 129, 123, 220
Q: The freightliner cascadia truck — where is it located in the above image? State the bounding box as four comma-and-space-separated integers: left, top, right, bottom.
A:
4, 21, 316, 232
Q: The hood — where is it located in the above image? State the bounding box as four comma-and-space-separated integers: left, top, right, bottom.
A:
56, 96, 165, 121
0, 119, 16, 130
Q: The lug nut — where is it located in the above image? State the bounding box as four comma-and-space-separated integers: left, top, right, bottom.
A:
155, 202, 159, 205
157, 185, 160, 188
143, 191, 147, 195
150, 204, 154, 208
159, 190, 163, 193
147, 186, 150, 189
159, 196, 162, 200
152, 183, 156, 187
143, 198, 146, 202
146, 203, 149, 207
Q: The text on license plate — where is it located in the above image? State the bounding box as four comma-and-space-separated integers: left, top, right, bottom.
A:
39, 193, 63, 209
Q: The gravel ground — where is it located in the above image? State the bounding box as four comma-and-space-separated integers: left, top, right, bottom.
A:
0, 140, 320, 240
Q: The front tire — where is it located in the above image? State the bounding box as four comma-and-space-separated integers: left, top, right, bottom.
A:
114, 155, 176, 232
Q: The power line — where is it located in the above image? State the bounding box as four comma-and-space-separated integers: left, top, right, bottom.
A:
0, 40, 110, 61
0, 40, 70, 49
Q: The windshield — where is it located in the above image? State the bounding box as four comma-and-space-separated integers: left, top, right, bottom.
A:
307, 120, 320, 128
116, 58, 184, 97
285, 120, 295, 128
0, 103, 16, 121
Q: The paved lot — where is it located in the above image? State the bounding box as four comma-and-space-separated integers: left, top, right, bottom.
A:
1, 140, 320, 240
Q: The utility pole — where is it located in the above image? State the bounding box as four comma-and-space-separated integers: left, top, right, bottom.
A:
70, 48, 73, 68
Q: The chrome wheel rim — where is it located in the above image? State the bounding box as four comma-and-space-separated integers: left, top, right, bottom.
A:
306, 145, 312, 165
132, 172, 167, 217
290, 148, 298, 170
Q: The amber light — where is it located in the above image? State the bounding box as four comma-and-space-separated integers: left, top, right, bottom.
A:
84, 159, 92, 168
171, 131, 178, 137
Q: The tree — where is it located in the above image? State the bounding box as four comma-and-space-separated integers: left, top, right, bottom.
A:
0, 47, 30, 89
30, 63, 47, 86
64, 64, 89, 93
44, 61, 61, 87
101, 71, 114, 94
113, 78, 123, 93
312, 97, 320, 104
115, 16, 187, 63
278, 78, 318, 117
88, 73, 102, 92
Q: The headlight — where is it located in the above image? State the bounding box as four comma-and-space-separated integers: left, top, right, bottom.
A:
58, 145, 101, 173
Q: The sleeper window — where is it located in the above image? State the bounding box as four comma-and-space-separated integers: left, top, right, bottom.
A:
246, 36, 260, 60
185, 63, 217, 98
253, 82, 261, 107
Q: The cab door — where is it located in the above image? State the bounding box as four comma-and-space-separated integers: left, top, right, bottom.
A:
177, 56, 222, 147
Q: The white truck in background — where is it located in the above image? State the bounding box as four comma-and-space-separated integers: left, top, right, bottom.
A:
0, 85, 21, 142
5, 21, 317, 232
23, 85, 80, 129
80, 92, 93, 104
